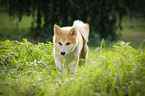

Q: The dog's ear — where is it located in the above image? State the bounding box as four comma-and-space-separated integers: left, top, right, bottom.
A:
54, 25, 61, 35
69, 28, 77, 38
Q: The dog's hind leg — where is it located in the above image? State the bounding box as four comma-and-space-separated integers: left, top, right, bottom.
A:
79, 40, 89, 67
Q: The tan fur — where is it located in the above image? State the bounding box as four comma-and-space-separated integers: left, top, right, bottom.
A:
53, 20, 89, 73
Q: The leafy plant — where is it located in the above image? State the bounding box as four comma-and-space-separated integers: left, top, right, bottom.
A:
0, 39, 145, 96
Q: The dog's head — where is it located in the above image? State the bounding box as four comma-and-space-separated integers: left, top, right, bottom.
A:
53, 25, 78, 56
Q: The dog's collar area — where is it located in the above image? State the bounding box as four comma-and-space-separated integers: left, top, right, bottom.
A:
70, 40, 78, 52
70, 45, 77, 52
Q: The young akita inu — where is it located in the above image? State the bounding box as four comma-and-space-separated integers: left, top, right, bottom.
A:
53, 20, 89, 73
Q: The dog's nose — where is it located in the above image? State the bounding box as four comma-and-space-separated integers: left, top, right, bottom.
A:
61, 52, 65, 55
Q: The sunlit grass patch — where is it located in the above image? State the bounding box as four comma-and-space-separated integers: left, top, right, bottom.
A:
0, 39, 145, 96
118, 17, 145, 47
0, 12, 32, 41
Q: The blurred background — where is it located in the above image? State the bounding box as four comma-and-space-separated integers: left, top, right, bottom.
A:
0, 0, 145, 47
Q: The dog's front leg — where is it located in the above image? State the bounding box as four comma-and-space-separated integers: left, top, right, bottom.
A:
54, 56, 63, 71
68, 56, 79, 74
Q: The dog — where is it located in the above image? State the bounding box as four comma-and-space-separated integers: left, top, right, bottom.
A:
53, 20, 89, 73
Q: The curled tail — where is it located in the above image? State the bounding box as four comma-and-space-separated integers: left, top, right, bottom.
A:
73, 20, 89, 42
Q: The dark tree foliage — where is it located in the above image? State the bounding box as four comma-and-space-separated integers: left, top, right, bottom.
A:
1, 0, 145, 43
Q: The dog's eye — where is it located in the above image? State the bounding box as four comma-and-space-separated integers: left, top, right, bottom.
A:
66, 42, 70, 45
59, 42, 62, 45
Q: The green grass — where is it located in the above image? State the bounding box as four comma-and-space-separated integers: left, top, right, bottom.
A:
0, 39, 145, 96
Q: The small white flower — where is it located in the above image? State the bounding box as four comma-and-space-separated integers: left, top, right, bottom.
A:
121, 41, 125, 44
38, 78, 41, 81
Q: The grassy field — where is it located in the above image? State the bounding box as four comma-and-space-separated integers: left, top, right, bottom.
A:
0, 9, 145, 96
0, 39, 145, 96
